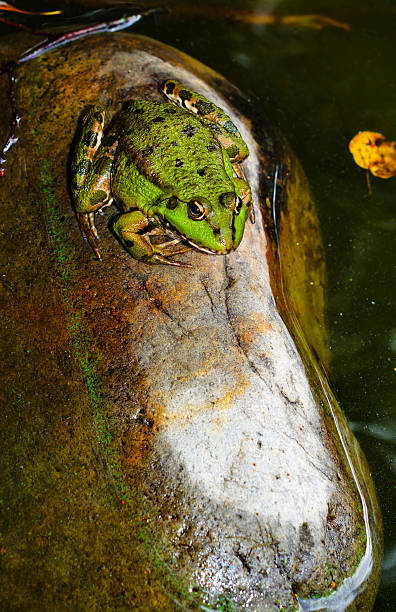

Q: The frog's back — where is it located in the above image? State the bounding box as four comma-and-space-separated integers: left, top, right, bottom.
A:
123, 99, 217, 150
120, 100, 230, 196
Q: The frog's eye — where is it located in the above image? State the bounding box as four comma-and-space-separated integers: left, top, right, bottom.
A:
235, 197, 243, 215
187, 200, 206, 220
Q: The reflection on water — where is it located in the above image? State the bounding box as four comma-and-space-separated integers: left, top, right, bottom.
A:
351, 421, 396, 444
382, 547, 396, 584
351, 419, 396, 595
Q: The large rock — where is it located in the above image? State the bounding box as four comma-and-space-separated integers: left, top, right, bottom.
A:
0, 32, 381, 610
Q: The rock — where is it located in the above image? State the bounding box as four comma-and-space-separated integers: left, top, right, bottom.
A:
0, 32, 381, 610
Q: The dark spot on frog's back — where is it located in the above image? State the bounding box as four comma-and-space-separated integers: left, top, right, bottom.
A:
153, 116, 165, 123
182, 124, 196, 138
197, 168, 206, 177
142, 145, 154, 157
175, 159, 184, 168
170, 140, 178, 146
83, 131, 98, 148
207, 143, 217, 153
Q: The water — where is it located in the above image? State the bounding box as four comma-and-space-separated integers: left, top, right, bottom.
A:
1, 0, 395, 608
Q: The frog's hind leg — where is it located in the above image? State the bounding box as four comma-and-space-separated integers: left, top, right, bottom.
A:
71, 105, 105, 196
74, 145, 117, 259
162, 79, 249, 163
71, 106, 119, 259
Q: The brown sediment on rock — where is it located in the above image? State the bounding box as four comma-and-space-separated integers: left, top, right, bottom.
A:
0, 32, 381, 610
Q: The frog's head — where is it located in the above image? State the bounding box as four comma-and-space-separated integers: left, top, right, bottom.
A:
159, 189, 249, 254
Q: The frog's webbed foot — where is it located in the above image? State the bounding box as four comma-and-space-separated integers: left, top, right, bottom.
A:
76, 212, 102, 260
147, 233, 192, 266
113, 210, 192, 267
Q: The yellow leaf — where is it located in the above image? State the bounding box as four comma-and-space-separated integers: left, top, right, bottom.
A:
349, 131, 396, 179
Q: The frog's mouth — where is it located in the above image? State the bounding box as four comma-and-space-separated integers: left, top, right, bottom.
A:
185, 239, 233, 255
162, 220, 233, 254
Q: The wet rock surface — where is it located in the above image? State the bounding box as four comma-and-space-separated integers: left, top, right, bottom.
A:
0, 33, 381, 610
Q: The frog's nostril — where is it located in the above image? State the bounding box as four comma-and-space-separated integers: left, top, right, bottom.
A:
166, 196, 178, 210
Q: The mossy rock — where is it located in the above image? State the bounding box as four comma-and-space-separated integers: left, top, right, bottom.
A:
0, 32, 381, 611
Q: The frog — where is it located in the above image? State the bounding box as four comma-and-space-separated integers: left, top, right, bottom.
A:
70, 79, 253, 265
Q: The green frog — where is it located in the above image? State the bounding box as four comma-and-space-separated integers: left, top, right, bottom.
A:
70, 80, 252, 265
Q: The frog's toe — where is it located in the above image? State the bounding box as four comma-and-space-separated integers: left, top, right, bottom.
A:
155, 239, 190, 254
98, 199, 113, 216
87, 212, 99, 238
164, 245, 191, 256
76, 212, 102, 260
152, 253, 192, 267
152, 238, 192, 262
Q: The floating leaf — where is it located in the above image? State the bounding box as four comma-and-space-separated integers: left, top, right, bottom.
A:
349, 131, 396, 179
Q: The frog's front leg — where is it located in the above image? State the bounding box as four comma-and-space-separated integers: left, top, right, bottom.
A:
162, 80, 249, 163
71, 105, 117, 259
113, 211, 191, 267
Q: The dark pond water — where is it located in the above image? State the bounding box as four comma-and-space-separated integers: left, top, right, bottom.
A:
1, 0, 395, 609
